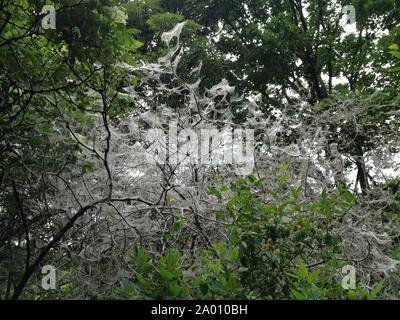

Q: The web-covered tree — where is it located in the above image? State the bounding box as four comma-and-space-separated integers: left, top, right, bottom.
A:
0, 0, 142, 299
0, 1, 399, 300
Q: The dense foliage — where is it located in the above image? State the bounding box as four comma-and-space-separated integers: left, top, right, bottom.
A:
0, 0, 399, 300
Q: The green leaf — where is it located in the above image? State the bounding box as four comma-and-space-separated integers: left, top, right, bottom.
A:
290, 289, 306, 300
208, 186, 221, 199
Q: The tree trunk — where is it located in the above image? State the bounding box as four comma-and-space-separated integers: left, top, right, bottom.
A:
355, 156, 369, 193
329, 142, 347, 189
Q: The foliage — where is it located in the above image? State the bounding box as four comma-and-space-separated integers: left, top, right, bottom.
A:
0, 1, 399, 301
114, 243, 243, 299
111, 168, 392, 300
288, 260, 383, 300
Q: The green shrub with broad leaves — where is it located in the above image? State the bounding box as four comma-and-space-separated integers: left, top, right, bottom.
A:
112, 165, 384, 300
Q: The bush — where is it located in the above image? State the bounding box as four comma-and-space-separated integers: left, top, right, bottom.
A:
112, 165, 388, 300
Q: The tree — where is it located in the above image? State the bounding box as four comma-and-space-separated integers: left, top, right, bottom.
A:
1, 1, 399, 300
0, 0, 142, 299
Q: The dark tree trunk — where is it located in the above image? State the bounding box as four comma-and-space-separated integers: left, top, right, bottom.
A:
354, 142, 369, 193
356, 156, 369, 193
